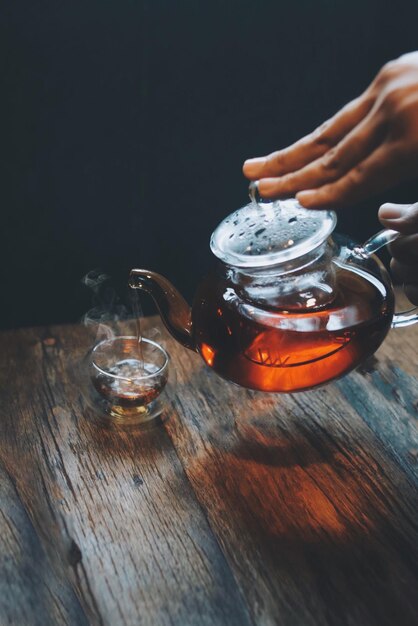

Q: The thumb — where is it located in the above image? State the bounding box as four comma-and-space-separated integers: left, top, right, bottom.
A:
378, 202, 418, 235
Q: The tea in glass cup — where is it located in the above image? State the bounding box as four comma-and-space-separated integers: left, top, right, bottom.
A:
87, 336, 170, 425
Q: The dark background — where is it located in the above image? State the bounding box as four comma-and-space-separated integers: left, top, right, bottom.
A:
2, 0, 418, 329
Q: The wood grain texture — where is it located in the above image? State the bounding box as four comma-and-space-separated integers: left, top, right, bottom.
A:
166, 341, 418, 626
0, 326, 252, 626
1, 303, 418, 626
0, 460, 89, 626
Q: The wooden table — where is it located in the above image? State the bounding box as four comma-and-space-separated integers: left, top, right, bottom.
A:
1, 309, 418, 626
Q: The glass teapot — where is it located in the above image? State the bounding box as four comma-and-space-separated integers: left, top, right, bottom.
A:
129, 184, 418, 392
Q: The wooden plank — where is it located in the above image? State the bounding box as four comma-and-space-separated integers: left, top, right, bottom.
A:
0, 326, 253, 626
163, 318, 418, 626
337, 361, 418, 482
0, 460, 89, 626
377, 287, 418, 378
339, 287, 418, 479
1, 304, 417, 626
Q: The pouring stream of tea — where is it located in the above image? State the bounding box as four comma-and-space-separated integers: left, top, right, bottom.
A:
131, 287, 145, 372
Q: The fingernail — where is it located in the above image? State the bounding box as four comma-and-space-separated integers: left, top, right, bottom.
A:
243, 157, 266, 176
296, 190, 315, 205
378, 203, 410, 220
258, 178, 279, 196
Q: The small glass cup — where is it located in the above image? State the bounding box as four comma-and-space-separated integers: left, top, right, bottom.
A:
84, 335, 172, 428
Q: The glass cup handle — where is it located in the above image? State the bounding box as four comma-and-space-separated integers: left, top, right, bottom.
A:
354, 228, 418, 328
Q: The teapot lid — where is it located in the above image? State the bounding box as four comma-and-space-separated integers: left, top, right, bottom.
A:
210, 194, 337, 269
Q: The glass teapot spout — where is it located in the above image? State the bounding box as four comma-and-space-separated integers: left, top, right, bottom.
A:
129, 269, 195, 351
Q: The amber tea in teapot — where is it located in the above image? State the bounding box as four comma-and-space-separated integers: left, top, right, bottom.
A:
192, 263, 392, 392
129, 189, 417, 393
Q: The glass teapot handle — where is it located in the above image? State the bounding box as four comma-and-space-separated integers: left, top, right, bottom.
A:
354, 228, 418, 328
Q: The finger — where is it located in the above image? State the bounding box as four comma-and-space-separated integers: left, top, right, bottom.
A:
295, 144, 402, 210
243, 95, 375, 180
388, 233, 418, 264
378, 202, 418, 235
257, 110, 385, 199
390, 258, 418, 284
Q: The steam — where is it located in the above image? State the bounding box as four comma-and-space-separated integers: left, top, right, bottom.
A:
81, 269, 162, 346
81, 270, 132, 342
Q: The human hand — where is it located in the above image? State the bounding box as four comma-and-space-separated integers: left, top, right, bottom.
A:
243, 52, 418, 209
379, 201, 418, 304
